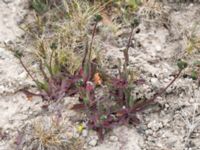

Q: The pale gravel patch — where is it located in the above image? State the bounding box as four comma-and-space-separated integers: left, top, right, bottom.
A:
0, 48, 30, 94
0, 0, 28, 42
89, 126, 143, 150
0, 1, 33, 150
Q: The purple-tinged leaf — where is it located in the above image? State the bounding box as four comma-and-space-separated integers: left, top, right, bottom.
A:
71, 104, 86, 110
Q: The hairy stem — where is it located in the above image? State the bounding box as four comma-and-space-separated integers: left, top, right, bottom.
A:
82, 40, 89, 68
49, 49, 55, 76
89, 22, 98, 61
156, 69, 182, 97
87, 21, 98, 81
19, 58, 38, 84
39, 60, 49, 82
124, 27, 134, 66
132, 69, 183, 112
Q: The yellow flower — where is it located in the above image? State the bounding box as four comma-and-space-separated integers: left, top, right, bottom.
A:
76, 124, 84, 133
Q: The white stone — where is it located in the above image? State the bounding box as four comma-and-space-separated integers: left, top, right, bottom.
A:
145, 129, 153, 135
109, 136, 118, 142
150, 78, 160, 88
18, 71, 27, 79
155, 45, 162, 51
82, 130, 88, 137
88, 139, 98, 146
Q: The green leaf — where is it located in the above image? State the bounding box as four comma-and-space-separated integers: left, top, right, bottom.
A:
131, 18, 140, 28
100, 115, 107, 120
177, 60, 188, 70
83, 97, 89, 104
31, 0, 48, 14
14, 50, 23, 59
50, 42, 58, 50
127, 0, 140, 10
94, 14, 103, 22
51, 64, 60, 75
76, 79, 84, 87
83, 62, 89, 77
191, 70, 198, 80
44, 62, 53, 76
36, 81, 48, 91
128, 95, 135, 107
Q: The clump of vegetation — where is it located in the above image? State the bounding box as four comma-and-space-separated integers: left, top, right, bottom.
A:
14, 116, 84, 150
186, 35, 200, 54
185, 24, 200, 54
31, 0, 48, 14
15, 45, 81, 102
71, 22, 188, 139
31, 0, 62, 14
15, 0, 189, 143
16, 0, 103, 102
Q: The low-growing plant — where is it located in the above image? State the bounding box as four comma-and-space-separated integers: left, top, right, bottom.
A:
16, 10, 188, 139
17, 0, 106, 102
71, 20, 188, 139
24, 0, 104, 76
31, 0, 48, 14
15, 46, 80, 102
108, 0, 141, 24
31, 0, 62, 14
16, 0, 189, 141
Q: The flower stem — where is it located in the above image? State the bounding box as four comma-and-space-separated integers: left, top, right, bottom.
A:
19, 58, 38, 84
89, 21, 98, 61
124, 27, 134, 66
132, 69, 182, 112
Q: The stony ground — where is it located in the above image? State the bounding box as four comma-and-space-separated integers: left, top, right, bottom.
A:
0, 1, 200, 150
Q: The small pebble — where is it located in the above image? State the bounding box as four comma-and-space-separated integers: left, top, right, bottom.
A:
109, 136, 118, 142
155, 45, 162, 51
163, 77, 171, 83
189, 98, 195, 103
147, 136, 154, 142
145, 129, 153, 135
82, 130, 88, 137
165, 104, 169, 109
19, 71, 27, 79
150, 78, 160, 88
88, 139, 98, 146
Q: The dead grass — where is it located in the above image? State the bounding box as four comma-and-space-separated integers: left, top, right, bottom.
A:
21, 0, 105, 76
185, 24, 200, 54
15, 116, 84, 150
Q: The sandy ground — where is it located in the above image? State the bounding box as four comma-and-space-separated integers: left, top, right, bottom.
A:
0, 1, 200, 150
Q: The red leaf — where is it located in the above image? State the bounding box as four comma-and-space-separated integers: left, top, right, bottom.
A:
96, 128, 104, 141
129, 115, 140, 125
71, 104, 86, 110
